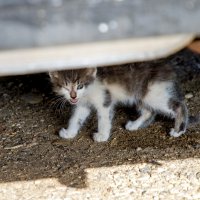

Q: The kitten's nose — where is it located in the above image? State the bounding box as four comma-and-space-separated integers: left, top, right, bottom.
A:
70, 91, 77, 99
71, 96, 77, 99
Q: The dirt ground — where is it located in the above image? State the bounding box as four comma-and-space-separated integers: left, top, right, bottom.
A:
0, 48, 200, 192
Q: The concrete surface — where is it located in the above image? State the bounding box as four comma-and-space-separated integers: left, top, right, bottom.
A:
1, 159, 200, 200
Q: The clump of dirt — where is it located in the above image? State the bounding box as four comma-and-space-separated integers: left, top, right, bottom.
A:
0, 48, 200, 188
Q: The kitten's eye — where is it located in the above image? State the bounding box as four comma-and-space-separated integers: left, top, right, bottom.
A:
77, 84, 84, 90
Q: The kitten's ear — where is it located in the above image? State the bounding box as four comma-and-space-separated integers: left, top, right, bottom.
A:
49, 71, 59, 81
86, 68, 97, 77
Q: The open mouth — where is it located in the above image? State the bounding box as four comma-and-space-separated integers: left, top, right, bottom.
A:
69, 98, 78, 104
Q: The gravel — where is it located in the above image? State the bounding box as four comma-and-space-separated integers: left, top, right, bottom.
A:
0, 48, 200, 200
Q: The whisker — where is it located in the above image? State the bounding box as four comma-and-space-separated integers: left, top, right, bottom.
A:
58, 99, 65, 114
49, 96, 61, 105
60, 98, 67, 114
49, 95, 67, 114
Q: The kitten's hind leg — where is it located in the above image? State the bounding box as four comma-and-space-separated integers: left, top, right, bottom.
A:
125, 108, 155, 131
169, 101, 188, 137
59, 105, 91, 139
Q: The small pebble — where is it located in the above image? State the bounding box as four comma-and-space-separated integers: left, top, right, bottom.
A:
185, 93, 193, 99
139, 166, 151, 174
21, 93, 43, 104
110, 138, 118, 146
136, 147, 142, 151
196, 172, 200, 179
8, 82, 14, 88
3, 93, 10, 99
18, 83, 23, 87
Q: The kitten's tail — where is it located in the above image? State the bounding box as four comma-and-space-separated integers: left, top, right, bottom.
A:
188, 115, 200, 126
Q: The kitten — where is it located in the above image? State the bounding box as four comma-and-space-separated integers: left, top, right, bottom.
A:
49, 62, 189, 142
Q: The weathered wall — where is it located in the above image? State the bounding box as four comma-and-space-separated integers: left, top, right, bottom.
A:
0, 0, 200, 49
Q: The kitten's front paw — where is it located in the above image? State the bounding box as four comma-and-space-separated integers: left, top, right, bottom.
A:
125, 121, 139, 131
169, 128, 185, 137
93, 132, 109, 142
59, 128, 77, 139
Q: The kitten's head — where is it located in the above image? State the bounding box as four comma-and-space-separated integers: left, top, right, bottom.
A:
49, 68, 97, 105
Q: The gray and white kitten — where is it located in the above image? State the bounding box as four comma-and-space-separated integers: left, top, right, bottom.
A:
49, 62, 188, 142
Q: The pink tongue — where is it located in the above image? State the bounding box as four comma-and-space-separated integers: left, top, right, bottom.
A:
70, 99, 78, 103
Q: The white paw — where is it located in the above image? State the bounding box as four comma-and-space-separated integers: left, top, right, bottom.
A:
93, 132, 109, 142
125, 121, 139, 131
169, 128, 185, 137
59, 128, 77, 139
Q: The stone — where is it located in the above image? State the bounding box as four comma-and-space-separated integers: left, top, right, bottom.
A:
185, 93, 193, 99
21, 93, 43, 104
136, 147, 142, 151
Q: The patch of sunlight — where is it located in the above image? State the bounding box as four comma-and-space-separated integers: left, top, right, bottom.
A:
1, 158, 200, 200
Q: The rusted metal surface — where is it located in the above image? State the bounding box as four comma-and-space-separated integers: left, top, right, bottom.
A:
188, 40, 200, 54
